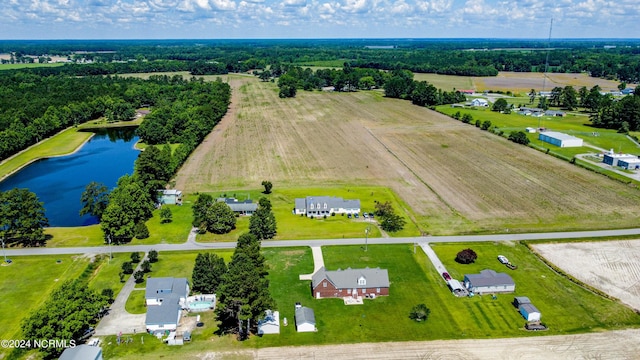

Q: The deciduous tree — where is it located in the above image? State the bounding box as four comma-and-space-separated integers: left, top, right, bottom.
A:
21, 280, 107, 358
79, 181, 109, 219
455, 248, 478, 264
205, 201, 237, 234
0, 188, 49, 247
409, 303, 431, 322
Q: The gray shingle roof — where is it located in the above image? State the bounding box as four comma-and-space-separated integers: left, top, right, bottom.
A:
295, 196, 361, 212
514, 296, 531, 305
519, 303, 540, 314
145, 293, 182, 326
312, 267, 389, 289
145, 277, 188, 300
295, 306, 315, 326
59, 345, 102, 360
465, 269, 514, 287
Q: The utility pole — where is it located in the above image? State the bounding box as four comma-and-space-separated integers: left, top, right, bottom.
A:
364, 226, 370, 252
1, 238, 7, 263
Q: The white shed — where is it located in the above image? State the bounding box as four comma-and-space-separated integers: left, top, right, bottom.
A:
295, 306, 316, 332
519, 303, 541, 322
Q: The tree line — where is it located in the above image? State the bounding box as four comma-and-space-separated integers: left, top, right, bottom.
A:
275, 65, 466, 108
3, 39, 639, 80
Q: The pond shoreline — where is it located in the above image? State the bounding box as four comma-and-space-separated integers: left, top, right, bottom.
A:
0, 122, 139, 183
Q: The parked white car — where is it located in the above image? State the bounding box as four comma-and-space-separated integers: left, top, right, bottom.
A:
497, 255, 509, 264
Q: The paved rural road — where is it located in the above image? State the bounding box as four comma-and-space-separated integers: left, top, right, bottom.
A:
5, 228, 640, 256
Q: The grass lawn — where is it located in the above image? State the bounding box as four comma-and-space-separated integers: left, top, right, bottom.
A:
0, 127, 93, 180
125, 290, 147, 314
0, 63, 64, 70
196, 186, 418, 242
0, 255, 89, 349
101, 243, 640, 358
44, 225, 104, 247
131, 250, 235, 289
87, 253, 133, 298
436, 105, 640, 155
430, 241, 640, 334
130, 201, 194, 246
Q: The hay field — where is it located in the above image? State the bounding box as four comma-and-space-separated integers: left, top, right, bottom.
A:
533, 240, 640, 312
414, 71, 632, 94
175, 76, 640, 234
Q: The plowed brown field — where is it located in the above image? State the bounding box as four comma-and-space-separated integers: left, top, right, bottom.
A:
175, 76, 640, 234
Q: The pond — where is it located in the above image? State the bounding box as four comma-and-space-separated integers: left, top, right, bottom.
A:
0, 127, 140, 227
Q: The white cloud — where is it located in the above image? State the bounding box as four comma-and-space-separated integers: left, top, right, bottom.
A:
340, 0, 370, 13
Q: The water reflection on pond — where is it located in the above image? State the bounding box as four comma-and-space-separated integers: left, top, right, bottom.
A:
0, 127, 140, 227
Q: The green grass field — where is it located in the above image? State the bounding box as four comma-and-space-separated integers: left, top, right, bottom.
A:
104, 243, 640, 359
125, 290, 147, 314
195, 186, 418, 242
0, 63, 64, 70
0, 255, 89, 350
0, 127, 93, 180
430, 242, 640, 334
44, 225, 104, 247
87, 253, 133, 298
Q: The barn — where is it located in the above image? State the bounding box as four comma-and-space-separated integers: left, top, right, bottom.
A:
538, 131, 583, 148
519, 303, 541, 322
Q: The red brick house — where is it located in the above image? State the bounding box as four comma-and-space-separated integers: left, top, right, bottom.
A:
311, 267, 389, 299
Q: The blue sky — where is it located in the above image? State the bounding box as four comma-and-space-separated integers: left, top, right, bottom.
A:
0, 0, 638, 39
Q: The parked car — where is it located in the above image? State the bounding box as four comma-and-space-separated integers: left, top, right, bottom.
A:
369, 213, 374, 219
347, 213, 352, 218
442, 272, 452, 281
363, 212, 369, 218
497, 255, 509, 264
78, 327, 95, 341
354, 213, 359, 218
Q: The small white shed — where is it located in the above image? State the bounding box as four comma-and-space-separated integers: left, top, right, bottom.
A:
295, 306, 316, 332
519, 303, 541, 322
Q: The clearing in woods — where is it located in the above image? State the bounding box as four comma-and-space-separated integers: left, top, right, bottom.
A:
175, 76, 640, 235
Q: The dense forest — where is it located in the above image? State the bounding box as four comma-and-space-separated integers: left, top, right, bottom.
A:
2, 39, 640, 81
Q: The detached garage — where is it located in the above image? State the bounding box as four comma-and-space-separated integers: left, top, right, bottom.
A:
538, 131, 583, 148
519, 303, 541, 322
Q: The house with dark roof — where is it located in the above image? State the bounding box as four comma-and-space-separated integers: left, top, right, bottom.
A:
294, 196, 360, 217
311, 267, 389, 299
294, 305, 316, 332
217, 197, 258, 215
463, 269, 515, 294
144, 278, 189, 333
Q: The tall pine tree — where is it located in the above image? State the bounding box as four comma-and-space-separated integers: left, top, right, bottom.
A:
215, 233, 274, 338
191, 252, 227, 294
249, 197, 277, 240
